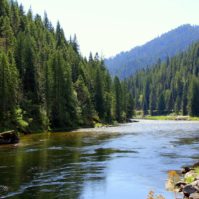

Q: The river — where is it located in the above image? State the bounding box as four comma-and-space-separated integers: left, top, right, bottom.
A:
0, 120, 199, 199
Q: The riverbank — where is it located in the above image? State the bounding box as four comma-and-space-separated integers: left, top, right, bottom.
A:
0, 120, 199, 198
137, 115, 199, 121
172, 162, 199, 199
0, 130, 19, 144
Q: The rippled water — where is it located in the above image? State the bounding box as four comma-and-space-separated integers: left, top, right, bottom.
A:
0, 120, 199, 199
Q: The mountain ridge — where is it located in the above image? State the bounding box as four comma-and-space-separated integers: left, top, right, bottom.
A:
105, 24, 199, 79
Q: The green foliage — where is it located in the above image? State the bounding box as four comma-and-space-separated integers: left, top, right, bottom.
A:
128, 41, 199, 117
189, 77, 199, 116
0, 0, 134, 132
0, 50, 19, 131
184, 176, 195, 184
114, 77, 122, 122
14, 107, 29, 131
158, 93, 165, 115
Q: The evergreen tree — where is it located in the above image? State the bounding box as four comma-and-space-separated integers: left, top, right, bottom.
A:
74, 75, 94, 126
158, 93, 165, 115
0, 0, 10, 17
127, 42, 199, 117
114, 77, 122, 122
0, 50, 19, 130
189, 77, 199, 116
0, 0, 133, 132
94, 68, 105, 120
126, 93, 134, 118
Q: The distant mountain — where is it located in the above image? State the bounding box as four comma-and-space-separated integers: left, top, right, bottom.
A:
105, 24, 199, 79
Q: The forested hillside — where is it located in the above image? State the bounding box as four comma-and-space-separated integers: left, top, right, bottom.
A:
127, 42, 199, 116
0, 0, 134, 132
105, 24, 199, 79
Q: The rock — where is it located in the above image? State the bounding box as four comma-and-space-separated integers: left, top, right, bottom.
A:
175, 181, 187, 187
182, 167, 193, 174
191, 180, 199, 192
165, 179, 175, 191
175, 181, 187, 192
195, 177, 199, 181
183, 184, 198, 197
0, 185, 9, 193
189, 193, 199, 199
127, 119, 139, 123
0, 130, 19, 144
191, 180, 199, 186
185, 170, 197, 179
193, 162, 199, 168
175, 116, 189, 120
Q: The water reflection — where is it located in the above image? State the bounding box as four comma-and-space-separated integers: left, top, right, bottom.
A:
0, 121, 199, 199
0, 132, 123, 199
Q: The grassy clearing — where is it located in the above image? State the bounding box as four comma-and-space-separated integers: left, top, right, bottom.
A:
144, 115, 176, 120
189, 117, 199, 121
142, 115, 199, 121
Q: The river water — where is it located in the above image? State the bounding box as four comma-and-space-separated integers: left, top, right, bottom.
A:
0, 120, 199, 199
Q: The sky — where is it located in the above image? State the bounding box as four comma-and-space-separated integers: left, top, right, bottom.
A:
16, 0, 199, 58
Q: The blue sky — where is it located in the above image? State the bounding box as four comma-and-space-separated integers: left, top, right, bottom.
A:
16, 0, 199, 58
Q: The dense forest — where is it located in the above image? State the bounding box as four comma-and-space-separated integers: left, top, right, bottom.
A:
0, 0, 134, 132
105, 24, 199, 79
127, 41, 199, 116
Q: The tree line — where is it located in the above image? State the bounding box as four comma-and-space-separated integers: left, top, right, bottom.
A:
0, 0, 134, 132
127, 42, 199, 117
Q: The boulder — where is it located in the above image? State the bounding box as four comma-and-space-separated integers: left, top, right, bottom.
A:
183, 184, 198, 197
185, 170, 197, 179
189, 193, 199, 199
0, 130, 19, 144
193, 162, 199, 168
182, 167, 193, 174
175, 181, 187, 192
191, 180, 199, 192
0, 185, 8, 193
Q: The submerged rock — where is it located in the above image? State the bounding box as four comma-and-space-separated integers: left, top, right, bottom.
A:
0, 130, 19, 144
0, 185, 9, 193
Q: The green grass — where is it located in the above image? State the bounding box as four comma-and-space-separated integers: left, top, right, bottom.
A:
143, 115, 199, 121
144, 115, 176, 120
189, 117, 199, 121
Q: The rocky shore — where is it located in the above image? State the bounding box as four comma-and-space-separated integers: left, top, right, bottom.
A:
175, 162, 199, 199
0, 130, 19, 144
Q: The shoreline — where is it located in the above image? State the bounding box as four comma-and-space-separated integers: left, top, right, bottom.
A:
169, 162, 199, 199
135, 115, 199, 121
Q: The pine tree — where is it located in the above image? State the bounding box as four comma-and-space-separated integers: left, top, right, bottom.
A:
94, 68, 105, 120
0, 0, 134, 133
158, 93, 165, 115
189, 77, 199, 116
0, 0, 10, 17
126, 93, 134, 119
0, 50, 19, 130
114, 77, 122, 122
74, 75, 94, 126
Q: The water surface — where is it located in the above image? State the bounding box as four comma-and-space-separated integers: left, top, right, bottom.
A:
0, 120, 199, 199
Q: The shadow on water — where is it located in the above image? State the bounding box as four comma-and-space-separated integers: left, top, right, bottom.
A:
171, 136, 199, 145
0, 131, 127, 199
1, 121, 199, 199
